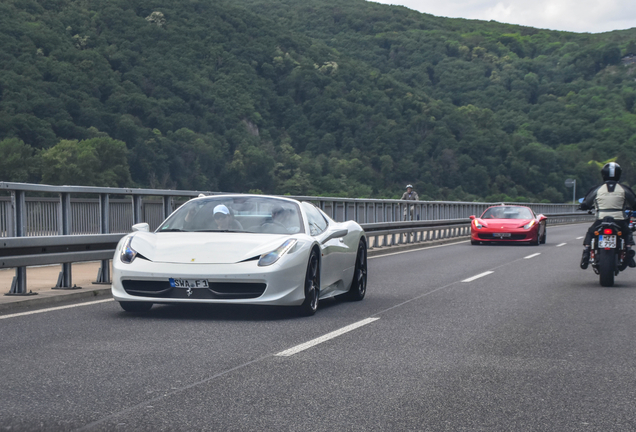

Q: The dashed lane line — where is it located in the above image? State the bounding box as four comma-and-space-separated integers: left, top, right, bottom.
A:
556, 243, 567, 247
0, 298, 113, 320
275, 318, 380, 357
524, 253, 541, 259
461, 271, 494, 283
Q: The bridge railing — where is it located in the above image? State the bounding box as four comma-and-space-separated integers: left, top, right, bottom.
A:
361, 212, 593, 249
0, 182, 579, 236
0, 182, 586, 295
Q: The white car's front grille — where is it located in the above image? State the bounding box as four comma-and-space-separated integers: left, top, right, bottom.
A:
121, 280, 266, 299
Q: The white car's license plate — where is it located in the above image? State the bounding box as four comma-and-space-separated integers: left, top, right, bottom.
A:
598, 235, 617, 248
169, 278, 209, 288
493, 233, 511, 238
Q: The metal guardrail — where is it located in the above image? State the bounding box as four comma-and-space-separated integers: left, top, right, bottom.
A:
362, 219, 469, 249
361, 212, 593, 249
0, 182, 579, 236
0, 181, 586, 296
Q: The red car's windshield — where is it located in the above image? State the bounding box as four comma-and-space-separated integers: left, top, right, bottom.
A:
482, 207, 533, 220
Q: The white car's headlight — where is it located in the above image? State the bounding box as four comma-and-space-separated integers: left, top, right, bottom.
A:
120, 236, 138, 264
523, 220, 536, 229
258, 239, 297, 267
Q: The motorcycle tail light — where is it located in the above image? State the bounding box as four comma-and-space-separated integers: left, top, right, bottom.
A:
603, 228, 613, 235
594, 231, 600, 236
618, 231, 622, 236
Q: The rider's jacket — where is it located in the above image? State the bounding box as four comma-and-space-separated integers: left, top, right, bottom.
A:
580, 181, 636, 220
400, 191, 419, 201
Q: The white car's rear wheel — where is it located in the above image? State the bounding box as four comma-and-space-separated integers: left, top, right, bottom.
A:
119, 301, 153, 312
346, 240, 367, 301
299, 250, 320, 316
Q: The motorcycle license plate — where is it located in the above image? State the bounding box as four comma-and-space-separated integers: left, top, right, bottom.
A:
598, 235, 617, 248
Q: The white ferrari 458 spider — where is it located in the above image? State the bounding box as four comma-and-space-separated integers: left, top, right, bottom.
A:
111, 195, 367, 315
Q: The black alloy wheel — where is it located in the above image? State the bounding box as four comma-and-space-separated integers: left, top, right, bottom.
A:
299, 250, 320, 316
346, 240, 367, 301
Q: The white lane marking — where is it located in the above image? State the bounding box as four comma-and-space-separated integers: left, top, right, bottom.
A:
0, 298, 113, 320
576, 236, 584, 240
556, 243, 567, 247
525, 253, 541, 259
275, 317, 380, 357
461, 271, 494, 283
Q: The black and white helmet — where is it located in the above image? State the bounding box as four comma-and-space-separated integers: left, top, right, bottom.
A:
601, 162, 622, 182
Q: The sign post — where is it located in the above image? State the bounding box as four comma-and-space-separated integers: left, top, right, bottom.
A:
565, 179, 576, 204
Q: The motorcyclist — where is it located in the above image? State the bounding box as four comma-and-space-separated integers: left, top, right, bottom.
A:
579, 162, 636, 269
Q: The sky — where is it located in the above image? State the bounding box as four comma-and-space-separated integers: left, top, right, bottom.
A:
372, 0, 636, 33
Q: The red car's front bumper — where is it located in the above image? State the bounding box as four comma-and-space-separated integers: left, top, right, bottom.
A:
471, 226, 539, 243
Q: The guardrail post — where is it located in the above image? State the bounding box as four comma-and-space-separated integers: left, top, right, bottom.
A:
94, 193, 111, 285
132, 195, 143, 224
53, 192, 79, 290
6, 190, 34, 296
163, 196, 173, 220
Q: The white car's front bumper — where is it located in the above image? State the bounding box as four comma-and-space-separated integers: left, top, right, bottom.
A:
112, 252, 308, 306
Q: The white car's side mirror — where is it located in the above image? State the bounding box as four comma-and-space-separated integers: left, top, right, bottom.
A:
132, 222, 150, 232
321, 229, 348, 244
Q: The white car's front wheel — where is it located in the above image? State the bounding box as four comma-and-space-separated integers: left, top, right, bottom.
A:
299, 250, 320, 316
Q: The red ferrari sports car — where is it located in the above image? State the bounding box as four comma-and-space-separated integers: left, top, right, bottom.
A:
469, 205, 547, 245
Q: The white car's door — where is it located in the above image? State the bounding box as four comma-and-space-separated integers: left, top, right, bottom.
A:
302, 203, 352, 291
319, 226, 352, 290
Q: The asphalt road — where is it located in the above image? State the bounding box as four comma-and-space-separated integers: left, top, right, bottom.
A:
2, 223, 636, 431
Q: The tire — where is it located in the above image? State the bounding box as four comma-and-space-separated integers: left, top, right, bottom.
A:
299, 250, 320, 316
599, 248, 616, 287
345, 240, 367, 301
471, 240, 480, 245
119, 301, 153, 312
532, 231, 540, 246
540, 226, 547, 244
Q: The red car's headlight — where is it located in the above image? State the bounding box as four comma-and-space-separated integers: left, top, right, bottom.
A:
523, 220, 536, 229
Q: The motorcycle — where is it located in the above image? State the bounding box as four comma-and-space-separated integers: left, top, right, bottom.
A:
589, 216, 629, 287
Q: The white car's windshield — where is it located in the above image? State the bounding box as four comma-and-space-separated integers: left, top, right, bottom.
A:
481, 207, 533, 220
157, 196, 304, 234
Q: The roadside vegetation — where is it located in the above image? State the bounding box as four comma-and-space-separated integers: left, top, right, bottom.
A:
1, 0, 636, 201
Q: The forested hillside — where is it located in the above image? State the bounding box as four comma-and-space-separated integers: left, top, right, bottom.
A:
1, 0, 636, 201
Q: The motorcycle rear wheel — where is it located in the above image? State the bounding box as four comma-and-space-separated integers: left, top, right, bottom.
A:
599, 248, 616, 287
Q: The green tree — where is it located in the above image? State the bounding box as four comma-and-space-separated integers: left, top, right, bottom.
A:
39, 137, 132, 187
0, 138, 36, 182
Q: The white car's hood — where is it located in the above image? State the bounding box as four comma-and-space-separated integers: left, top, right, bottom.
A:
130, 232, 295, 264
